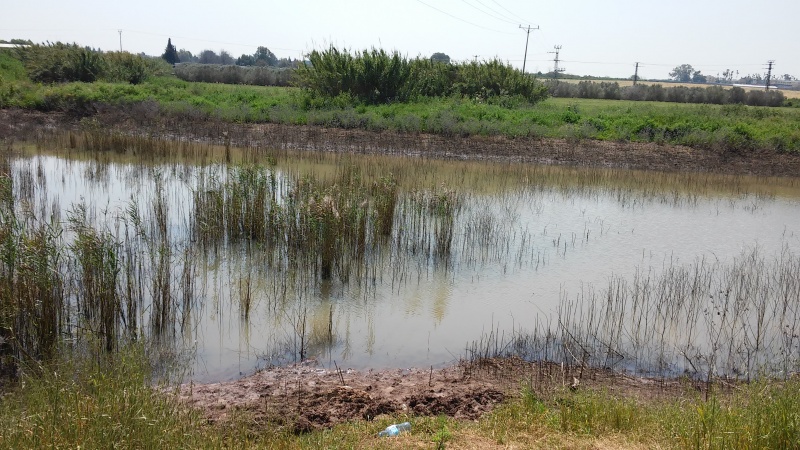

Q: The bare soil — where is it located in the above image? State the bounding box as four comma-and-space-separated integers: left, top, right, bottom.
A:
175, 358, 713, 433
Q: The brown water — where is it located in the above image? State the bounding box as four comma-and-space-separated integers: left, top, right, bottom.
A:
12, 152, 800, 381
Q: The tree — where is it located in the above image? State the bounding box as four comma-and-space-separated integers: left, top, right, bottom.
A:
161, 38, 179, 65
236, 54, 256, 66
783, 74, 796, 81
692, 71, 707, 83
177, 49, 197, 63
219, 50, 234, 65
430, 52, 451, 64
198, 50, 221, 64
254, 46, 278, 66
669, 64, 694, 82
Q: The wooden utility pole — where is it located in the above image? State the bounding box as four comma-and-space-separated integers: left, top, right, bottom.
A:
633, 62, 640, 85
519, 24, 539, 75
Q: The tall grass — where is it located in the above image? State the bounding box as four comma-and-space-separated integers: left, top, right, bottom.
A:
0, 346, 219, 449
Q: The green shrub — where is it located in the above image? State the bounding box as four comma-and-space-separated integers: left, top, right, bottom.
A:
16, 42, 106, 83
296, 46, 548, 106
104, 51, 149, 84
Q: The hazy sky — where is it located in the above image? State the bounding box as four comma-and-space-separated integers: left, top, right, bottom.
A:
3, 0, 798, 80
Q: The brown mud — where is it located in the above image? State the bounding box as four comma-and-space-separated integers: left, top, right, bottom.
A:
2, 108, 799, 177
175, 358, 717, 433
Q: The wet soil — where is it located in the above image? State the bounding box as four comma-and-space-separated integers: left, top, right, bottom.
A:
175, 358, 715, 433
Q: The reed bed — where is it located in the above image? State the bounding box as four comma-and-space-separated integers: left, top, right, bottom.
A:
2, 133, 799, 383
466, 244, 800, 381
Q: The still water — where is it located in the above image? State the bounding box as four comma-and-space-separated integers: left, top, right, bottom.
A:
12, 152, 800, 381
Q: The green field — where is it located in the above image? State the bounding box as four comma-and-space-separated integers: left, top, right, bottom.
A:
3, 74, 799, 154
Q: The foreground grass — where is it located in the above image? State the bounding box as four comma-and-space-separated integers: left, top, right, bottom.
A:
1, 75, 800, 154
2, 349, 800, 449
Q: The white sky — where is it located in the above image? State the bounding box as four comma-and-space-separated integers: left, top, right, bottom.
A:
2, 0, 798, 80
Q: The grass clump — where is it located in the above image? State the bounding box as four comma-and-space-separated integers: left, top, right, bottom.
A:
0, 346, 220, 449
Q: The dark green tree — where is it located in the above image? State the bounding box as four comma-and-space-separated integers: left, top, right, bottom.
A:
161, 38, 179, 65
692, 71, 707, 83
254, 46, 277, 66
236, 54, 256, 66
430, 52, 451, 64
669, 64, 695, 82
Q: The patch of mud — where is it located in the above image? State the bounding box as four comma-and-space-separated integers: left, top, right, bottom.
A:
175, 358, 713, 432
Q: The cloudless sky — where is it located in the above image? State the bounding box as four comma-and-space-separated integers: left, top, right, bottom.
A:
2, 0, 798, 80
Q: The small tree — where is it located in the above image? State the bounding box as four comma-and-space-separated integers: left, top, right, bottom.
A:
161, 38, 179, 65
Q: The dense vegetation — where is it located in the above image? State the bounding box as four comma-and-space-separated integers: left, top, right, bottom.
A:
174, 62, 294, 86
1, 43, 799, 155
548, 80, 787, 107
12, 42, 171, 85
296, 46, 549, 105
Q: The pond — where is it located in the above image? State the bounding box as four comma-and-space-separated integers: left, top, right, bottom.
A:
6, 139, 800, 382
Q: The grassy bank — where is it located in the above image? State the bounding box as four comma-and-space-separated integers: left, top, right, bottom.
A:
2, 72, 800, 154
2, 350, 800, 449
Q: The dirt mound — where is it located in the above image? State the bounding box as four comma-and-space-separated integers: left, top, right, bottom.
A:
176, 361, 519, 432
174, 358, 713, 433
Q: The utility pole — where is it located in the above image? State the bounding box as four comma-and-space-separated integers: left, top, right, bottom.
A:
473, 55, 479, 63
118, 30, 122, 52
633, 62, 640, 85
765, 60, 775, 91
519, 24, 539, 75
548, 45, 565, 78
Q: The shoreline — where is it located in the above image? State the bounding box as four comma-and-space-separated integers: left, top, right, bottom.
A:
3, 108, 800, 178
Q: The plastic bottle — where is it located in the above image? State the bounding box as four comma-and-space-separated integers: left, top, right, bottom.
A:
378, 421, 411, 437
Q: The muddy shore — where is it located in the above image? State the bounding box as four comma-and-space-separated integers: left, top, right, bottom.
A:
2, 108, 799, 178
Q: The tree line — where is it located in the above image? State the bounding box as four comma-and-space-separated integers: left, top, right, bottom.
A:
548, 80, 786, 107
161, 38, 297, 68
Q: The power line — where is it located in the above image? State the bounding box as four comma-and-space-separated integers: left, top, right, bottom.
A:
473, 0, 522, 23
460, 0, 518, 25
413, 0, 515, 34
489, 0, 535, 25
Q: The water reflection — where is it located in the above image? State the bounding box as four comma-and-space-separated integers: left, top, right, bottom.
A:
9, 150, 800, 381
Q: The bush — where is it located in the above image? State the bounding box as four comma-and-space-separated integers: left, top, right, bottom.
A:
296, 46, 548, 106
104, 51, 149, 84
17, 42, 106, 83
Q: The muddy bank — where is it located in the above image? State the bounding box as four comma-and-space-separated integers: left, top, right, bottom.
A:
2, 108, 799, 177
175, 358, 714, 433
